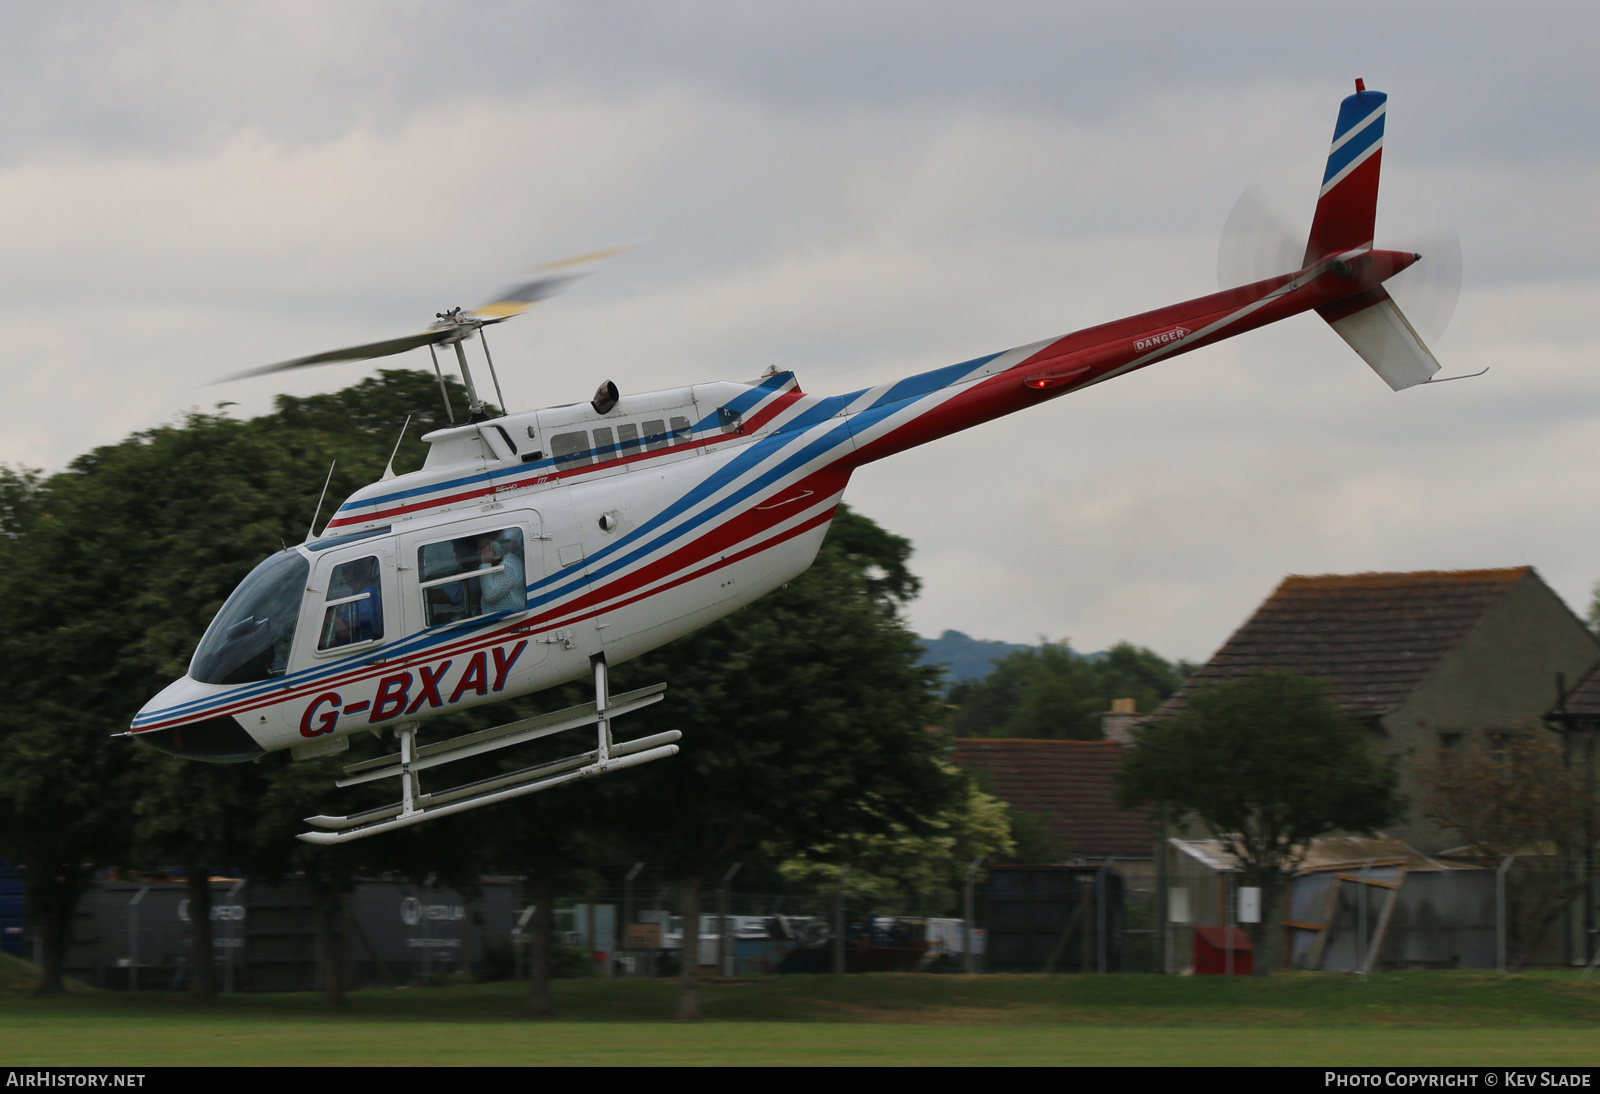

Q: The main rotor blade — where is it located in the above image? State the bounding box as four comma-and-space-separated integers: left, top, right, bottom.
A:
471, 245, 635, 320
217, 328, 455, 383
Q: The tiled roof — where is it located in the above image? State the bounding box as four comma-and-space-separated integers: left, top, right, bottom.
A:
950, 739, 1153, 858
1153, 568, 1533, 721
1555, 658, 1600, 717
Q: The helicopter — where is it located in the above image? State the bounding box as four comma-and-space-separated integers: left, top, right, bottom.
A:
127, 81, 1453, 844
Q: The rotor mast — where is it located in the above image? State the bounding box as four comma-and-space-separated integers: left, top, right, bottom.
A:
433, 307, 498, 422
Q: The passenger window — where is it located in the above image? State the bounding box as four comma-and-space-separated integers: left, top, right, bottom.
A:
617, 422, 641, 456
670, 415, 692, 444
643, 419, 668, 452
593, 426, 617, 463
551, 431, 591, 468
417, 528, 527, 627
318, 556, 384, 651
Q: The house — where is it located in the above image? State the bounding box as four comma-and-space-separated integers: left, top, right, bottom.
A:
1153, 567, 1600, 853
949, 738, 1153, 860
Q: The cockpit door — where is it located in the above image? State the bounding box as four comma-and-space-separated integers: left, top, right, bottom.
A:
288, 538, 399, 675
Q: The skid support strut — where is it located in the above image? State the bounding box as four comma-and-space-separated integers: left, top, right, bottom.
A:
397, 721, 420, 818
297, 668, 676, 845
595, 654, 612, 764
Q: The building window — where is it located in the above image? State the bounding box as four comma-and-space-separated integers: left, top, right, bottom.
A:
1487, 732, 1514, 769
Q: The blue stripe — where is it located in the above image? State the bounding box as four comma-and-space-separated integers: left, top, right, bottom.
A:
522, 411, 856, 607
721, 370, 795, 416
1331, 90, 1386, 143
336, 466, 491, 512
1322, 117, 1382, 186
139, 355, 981, 726
865, 353, 1000, 411
1322, 91, 1386, 186
139, 411, 851, 726
572, 422, 858, 600
339, 375, 800, 513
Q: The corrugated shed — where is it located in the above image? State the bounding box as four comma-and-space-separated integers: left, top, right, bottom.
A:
1153, 568, 1532, 721
950, 739, 1153, 857
1172, 836, 1461, 875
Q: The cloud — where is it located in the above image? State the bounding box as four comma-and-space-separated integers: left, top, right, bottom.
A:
1, 3, 1597, 662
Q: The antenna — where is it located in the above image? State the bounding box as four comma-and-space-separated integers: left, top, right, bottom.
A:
381, 415, 413, 481
306, 460, 336, 543
427, 344, 456, 425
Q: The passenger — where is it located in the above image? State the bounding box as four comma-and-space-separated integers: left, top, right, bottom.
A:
477, 534, 525, 614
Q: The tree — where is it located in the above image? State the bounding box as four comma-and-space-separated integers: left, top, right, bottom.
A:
775, 777, 1015, 899
1414, 733, 1597, 970
944, 641, 1190, 739
132, 757, 273, 999
0, 370, 474, 991
1117, 671, 1403, 973
410, 732, 611, 1017
594, 504, 965, 1018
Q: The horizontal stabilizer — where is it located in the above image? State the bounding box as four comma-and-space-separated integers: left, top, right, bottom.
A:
1318, 288, 1440, 391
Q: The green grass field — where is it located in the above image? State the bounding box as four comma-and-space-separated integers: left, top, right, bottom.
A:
3, 956, 1600, 1066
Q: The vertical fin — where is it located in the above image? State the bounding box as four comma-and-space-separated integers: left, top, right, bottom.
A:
1304, 81, 1387, 265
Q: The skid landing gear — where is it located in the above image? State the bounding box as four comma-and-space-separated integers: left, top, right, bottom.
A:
297, 656, 675, 844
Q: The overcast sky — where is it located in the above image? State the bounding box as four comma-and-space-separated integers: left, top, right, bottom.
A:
1, 2, 1596, 662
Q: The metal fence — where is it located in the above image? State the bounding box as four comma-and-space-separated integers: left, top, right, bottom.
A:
45, 847, 1584, 987
64, 877, 521, 991
38, 864, 1171, 988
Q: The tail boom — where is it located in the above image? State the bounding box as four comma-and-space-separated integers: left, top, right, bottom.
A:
844, 248, 1420, 467
834, 82, 1436, 466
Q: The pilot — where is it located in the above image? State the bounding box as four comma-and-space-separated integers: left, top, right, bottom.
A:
327, 557, 383, 647
476, 534, 525, 614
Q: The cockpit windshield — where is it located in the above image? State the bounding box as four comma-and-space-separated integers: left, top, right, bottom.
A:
189, 550, 310, 685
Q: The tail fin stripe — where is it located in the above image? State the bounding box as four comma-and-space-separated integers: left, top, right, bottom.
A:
1321, 105, 1386, 193
1327, 102, 1387, 157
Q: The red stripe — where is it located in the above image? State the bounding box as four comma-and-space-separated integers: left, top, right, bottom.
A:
137, 470, 845, 733
844, 270, 1373, 469
327, 389, 809, 531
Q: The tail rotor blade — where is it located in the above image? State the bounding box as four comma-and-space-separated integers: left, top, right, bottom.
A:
1217, 188, 1303, 290
1385, 228, 1462, 347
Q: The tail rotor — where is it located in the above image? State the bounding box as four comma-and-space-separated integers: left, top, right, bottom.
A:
1217, 187, 1302, 291
1385, 228, 1463, 348
1218, 81, 1466, 391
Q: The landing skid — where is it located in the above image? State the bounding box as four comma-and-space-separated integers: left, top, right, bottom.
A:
297, 657, 676, 844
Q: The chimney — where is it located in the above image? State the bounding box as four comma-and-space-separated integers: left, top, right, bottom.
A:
1102, 697, 1139, 745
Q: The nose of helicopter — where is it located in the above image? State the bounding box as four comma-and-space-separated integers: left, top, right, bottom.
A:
131, 677, 266, 763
